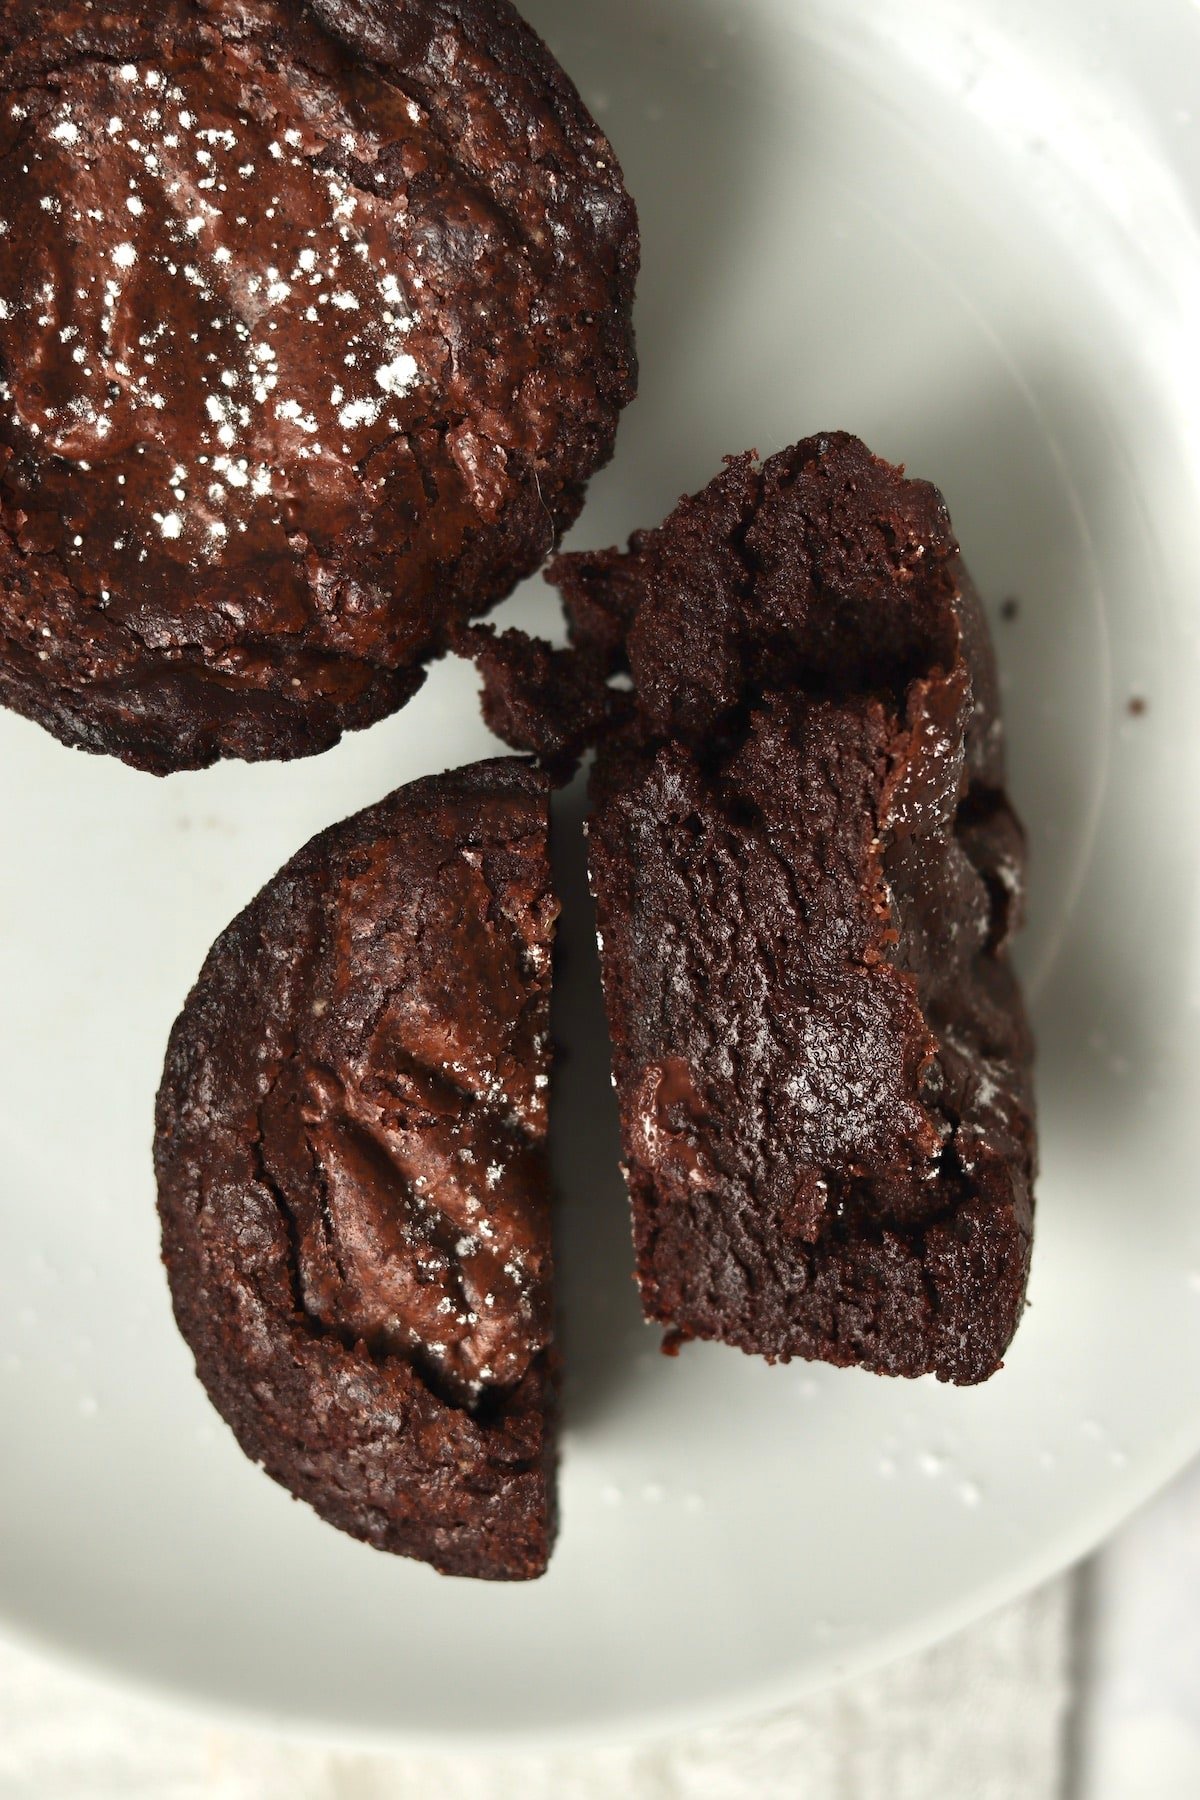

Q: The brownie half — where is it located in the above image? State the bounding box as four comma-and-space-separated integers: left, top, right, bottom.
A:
154, 759, 560, 1578
552, 433, 1036, 1385
0, 0, 638, 772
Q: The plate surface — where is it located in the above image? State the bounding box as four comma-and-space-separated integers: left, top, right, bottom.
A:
2, 0, 1200, 1750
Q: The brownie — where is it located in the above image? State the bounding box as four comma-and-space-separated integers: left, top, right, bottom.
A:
452, 619, 627, 780
154, 759, 560, 1578
0, 1, 638, 773
552, 433, 1036, 1385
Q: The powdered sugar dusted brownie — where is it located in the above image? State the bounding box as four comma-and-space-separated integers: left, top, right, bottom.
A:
0, 0, 638, 771
155, 760, 560, 1577
554, 433, 1036, 1385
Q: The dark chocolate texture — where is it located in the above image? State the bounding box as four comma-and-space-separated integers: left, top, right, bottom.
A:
0, 0, 638, 772
553, 433, 1037, 1385
454, 618, 627, 779
155, 759, 560, 1578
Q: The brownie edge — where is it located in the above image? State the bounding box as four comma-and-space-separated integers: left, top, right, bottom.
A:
555, 433, 1037, 1385
154, 759, 560, 1578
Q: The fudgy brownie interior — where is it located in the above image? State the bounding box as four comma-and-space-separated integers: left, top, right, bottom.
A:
548, 434, 1036, 1384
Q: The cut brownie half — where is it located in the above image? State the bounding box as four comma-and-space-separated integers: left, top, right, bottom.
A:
155, 759, 559, 1578
552, 433, 1036, 1385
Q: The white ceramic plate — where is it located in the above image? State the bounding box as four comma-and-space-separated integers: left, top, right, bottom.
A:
2, 0, 1200, 1752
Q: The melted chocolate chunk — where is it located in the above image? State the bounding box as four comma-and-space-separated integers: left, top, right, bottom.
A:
0, 1, 638, 772
554, 434, 1037, 1385
155, 760, 560, 1579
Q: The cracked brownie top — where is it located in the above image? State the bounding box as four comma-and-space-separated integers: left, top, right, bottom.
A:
0, 0, 638, 771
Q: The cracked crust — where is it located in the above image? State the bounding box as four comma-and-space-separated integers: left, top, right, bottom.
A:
0, 0, 639, 772
154, 758, 560, 1578
554, 434, 1037, 1385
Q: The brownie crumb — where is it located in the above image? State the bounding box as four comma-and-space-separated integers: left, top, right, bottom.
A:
454, 623, 629, 780
1000, 597, 1021, 622
1127, 695, 1148, 717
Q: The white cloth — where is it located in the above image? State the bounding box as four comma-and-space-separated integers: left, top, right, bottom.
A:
0, 1581, 1070, 1800
1076, 1458, 1200, 1800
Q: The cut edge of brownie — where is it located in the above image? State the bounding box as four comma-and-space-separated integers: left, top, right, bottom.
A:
552, 433, 1037, 1386
154, 757, 562, 1577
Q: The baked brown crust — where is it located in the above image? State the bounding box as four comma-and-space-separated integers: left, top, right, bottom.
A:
0, 0, 638, 771
154, 759, 560, 1578
554, 434, 1036, 1385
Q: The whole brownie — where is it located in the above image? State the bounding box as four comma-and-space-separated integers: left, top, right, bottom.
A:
0, 0, 638, 773
155, 759, 560, 1578
553, 434, 1037, 1385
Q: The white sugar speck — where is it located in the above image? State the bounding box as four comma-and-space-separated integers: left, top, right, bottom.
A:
51, 120, 80, 147
338, 396, 381, 430
276, 398, 317, 432
376, 353, 418, 397
156, 511, 183, 539
126, 196, 144, 216
119, 64, 139, 83
112, 242, 137, 268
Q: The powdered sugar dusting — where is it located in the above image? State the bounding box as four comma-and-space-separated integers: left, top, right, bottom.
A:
4, 59, 429, 560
